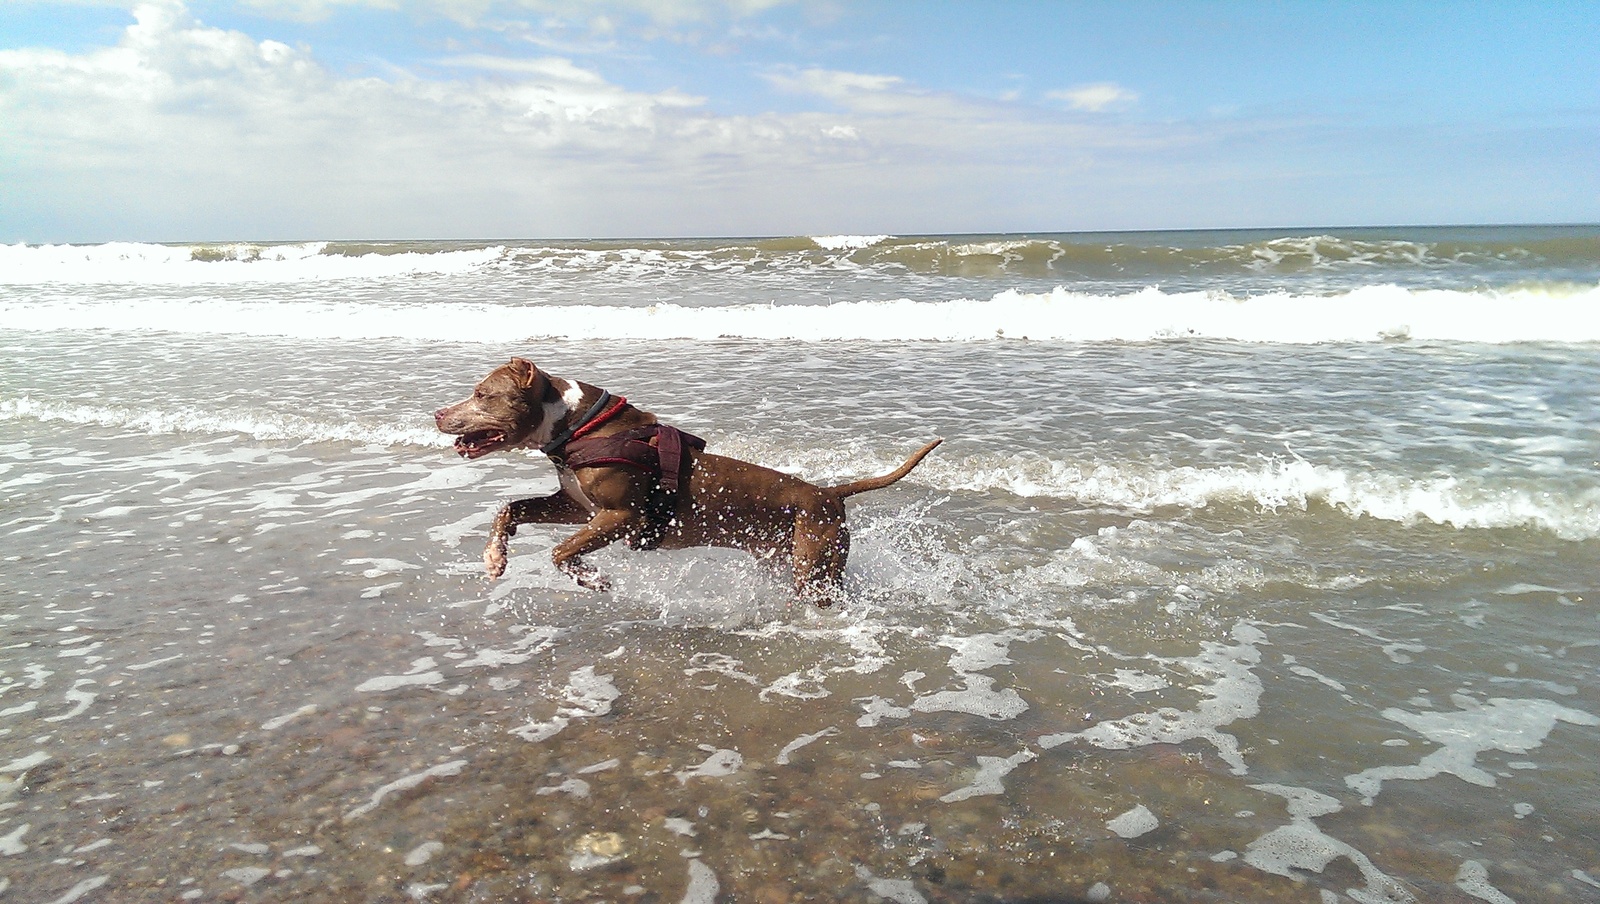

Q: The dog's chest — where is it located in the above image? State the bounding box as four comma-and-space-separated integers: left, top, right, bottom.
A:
557, 468, 598, 513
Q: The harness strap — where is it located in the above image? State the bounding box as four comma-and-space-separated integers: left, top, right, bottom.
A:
656, 424, 689, 494
558, 422, 706, 551
541, 390, 625, 458
561, 425, 705, 477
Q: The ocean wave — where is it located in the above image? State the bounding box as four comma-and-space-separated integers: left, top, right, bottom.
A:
8, 395, 1595, 540
0, 241, 504, 285
0, 397, 447, 448
811, 235, 892, 251
5, 284, 1598, 344
4, 230, 1596, 285
925, 453, 1600, 541
716, 439, 1600, 541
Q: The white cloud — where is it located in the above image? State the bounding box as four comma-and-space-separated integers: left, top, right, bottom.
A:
765, 67, 905, 100
0, 1, 733, 237
236, 0, 796, 25
1048, 82, 1139, 113
434, 52, 704, 109
0, 2, 1274, 240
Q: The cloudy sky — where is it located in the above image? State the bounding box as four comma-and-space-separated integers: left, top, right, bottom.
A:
2, 0, 1596, 242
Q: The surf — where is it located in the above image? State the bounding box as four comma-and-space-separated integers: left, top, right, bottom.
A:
5, 282, 1599, 344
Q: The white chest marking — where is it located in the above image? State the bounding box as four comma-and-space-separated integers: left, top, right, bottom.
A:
527, 377, 578, 447
558, 468, 597, 513
558, 378, 585, 409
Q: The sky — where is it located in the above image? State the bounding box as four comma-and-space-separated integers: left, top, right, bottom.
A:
1, 0, 1597, 242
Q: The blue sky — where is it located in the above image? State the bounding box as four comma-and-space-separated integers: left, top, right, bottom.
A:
1, 0, 1596, 242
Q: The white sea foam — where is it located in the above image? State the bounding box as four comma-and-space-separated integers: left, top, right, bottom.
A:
853, 866, 928, 904
1, 751, 51, 773
355, 671, 445, 693
1107, 804, 1160, 838
1242, 784, 1414, 904
910, 675, 1028, 720
405, 841, 444, 867
1344, 695, 1599, 804
775, 727, 838, 765
936, 453, 1600, 540
0, 241, 501, 285
43, 876, 110, 904
0, 396, 447, 448
811, 234, 891, 251
939, 749, 1036, 803
1040, 623, 1266, 775
343, 760, 468, 821
681, 859, 720, 904
509, 666, 619, 743
907, 631, 1035, 720
0, 823, 29, 855
42, 679, 97, 722
1454, 860, 1515, 904
675, 747, 744, 783
5, 283, 1598, 344
8, 394, 1593, 540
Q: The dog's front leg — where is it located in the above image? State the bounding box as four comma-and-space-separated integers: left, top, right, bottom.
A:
551, 508, 644, 592
486, 492, 589, 578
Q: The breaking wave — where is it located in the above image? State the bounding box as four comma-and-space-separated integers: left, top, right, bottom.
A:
5, 283, 1598, 344
0, 396, 446, 448
7, 396, 1595, 540
4, 229, 1597, 286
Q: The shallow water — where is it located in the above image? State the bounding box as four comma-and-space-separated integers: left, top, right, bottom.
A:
3, 231, 1600, 903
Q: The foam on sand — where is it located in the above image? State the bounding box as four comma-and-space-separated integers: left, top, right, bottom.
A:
939, 749, 1037, 803
1040, 623, 1265, 774
510, 666, 621, 743
675, 747, 744, 784
680, 859, 720, 904
1454, 861, 1516, 904
343, 760, 468, 821
1344, 695, 1599, 805
1106, 804, 1160, 838
1242, 784, 1414, 904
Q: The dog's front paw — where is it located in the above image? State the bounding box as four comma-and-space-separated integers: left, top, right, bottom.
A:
557, 557, 611, 592
484, 534, 510, 579
576, 573, 613, 593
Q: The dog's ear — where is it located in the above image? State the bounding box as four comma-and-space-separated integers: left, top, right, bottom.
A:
505, 357, 540, 388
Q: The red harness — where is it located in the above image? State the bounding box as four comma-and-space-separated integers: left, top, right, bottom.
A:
541, 391, 707, 496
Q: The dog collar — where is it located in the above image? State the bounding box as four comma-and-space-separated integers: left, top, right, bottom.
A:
541, 390, 627, 458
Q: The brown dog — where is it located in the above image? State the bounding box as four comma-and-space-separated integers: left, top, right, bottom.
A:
435, 358, 940, 605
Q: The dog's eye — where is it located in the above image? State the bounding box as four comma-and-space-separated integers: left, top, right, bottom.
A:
473, 389, 486, 399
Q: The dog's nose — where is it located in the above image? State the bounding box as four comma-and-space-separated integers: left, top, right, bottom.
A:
433, 408, 449, 426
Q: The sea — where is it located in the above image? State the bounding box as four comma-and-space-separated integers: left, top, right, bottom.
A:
2, 226, 1598, 904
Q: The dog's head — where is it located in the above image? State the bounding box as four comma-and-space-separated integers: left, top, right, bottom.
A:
435, 357, 561, 459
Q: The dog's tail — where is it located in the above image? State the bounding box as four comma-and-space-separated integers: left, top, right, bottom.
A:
825, 439, 943, 500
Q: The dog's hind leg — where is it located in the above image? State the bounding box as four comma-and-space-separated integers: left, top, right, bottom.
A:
551, 507, 647, 592
485, 492, 589, 578
792, 514, 850, 608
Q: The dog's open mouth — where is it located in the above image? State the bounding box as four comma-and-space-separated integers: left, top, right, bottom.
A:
453, 429, 507, 459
